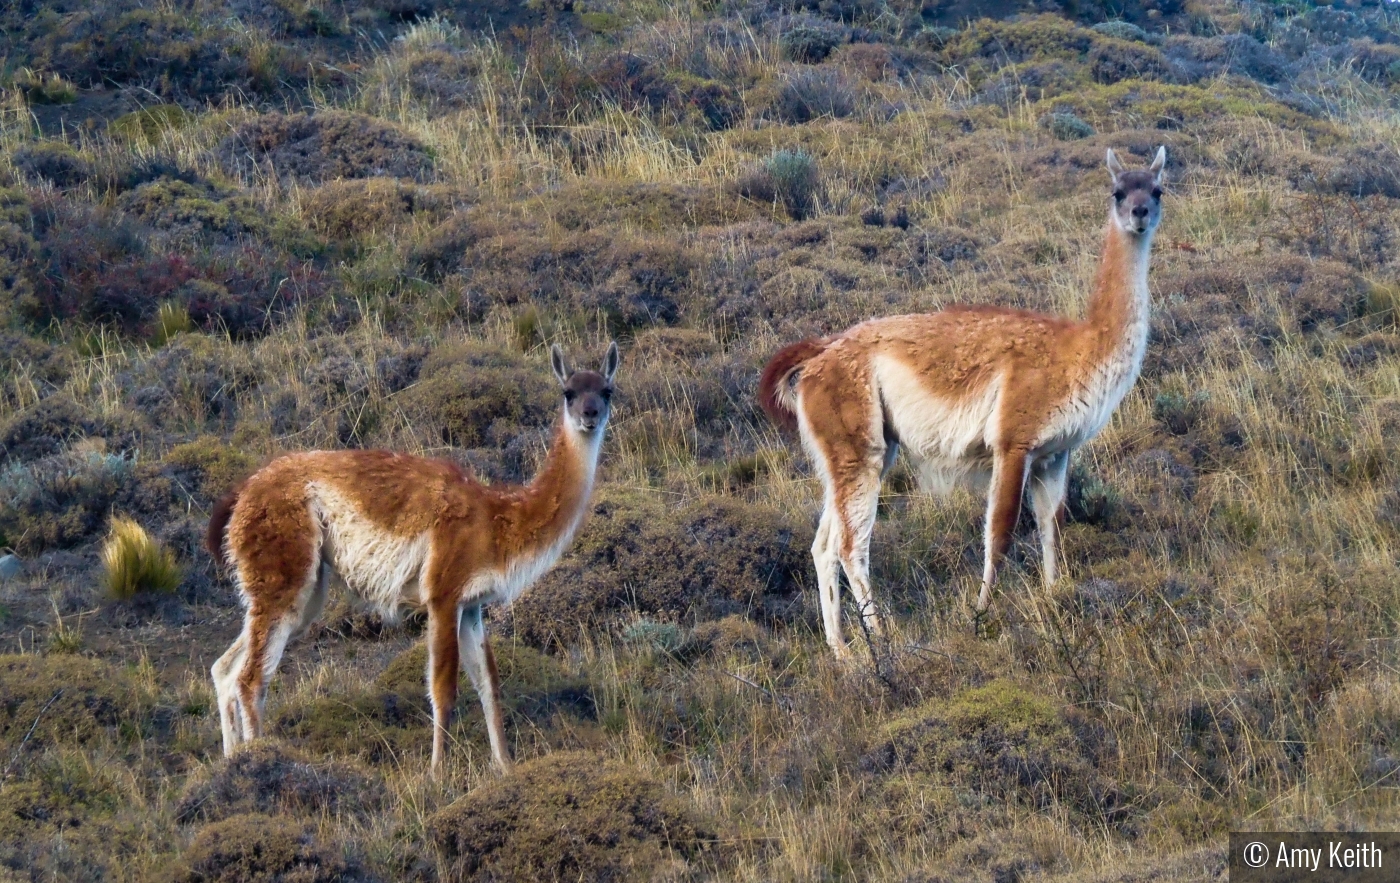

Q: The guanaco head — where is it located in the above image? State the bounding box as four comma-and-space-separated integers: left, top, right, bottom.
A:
550, 341, 620, 436
1106, 146, 1166, 237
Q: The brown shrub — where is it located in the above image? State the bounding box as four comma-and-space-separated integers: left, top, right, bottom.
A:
163, 436, 255, 500
12, 141, 90, 189
510, 490, 813, 649
175, 813, 366, 883
301, 179, 457, 239
0, 654, 146, 752
412, 216, 696, 329
0, 396, 99, 462
174, 741, 383, 825
396, 341, 554, 451
427, 750, 722, 882
1088, 38, 1171, 84
118, 177, 268, 243
217, 111, 434, 185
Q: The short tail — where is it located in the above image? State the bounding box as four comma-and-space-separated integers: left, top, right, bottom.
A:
205, 484, 243, 562
758, 338, 828, 433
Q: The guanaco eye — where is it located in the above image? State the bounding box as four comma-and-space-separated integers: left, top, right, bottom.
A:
1113, 190, 1125, 202
1151, 187, 1163, 199
600, 388, 613, 401
563, 389, 576, 402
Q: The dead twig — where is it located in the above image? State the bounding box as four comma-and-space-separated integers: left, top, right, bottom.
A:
2, 689, 62, 781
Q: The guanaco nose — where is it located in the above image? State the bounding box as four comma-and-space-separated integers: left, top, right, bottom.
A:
1132, 205, 1150, 219
582, 403, 600, 420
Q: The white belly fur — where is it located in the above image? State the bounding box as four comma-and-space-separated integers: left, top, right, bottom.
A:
873, 355, 1000, 494
312, 484, 430, 622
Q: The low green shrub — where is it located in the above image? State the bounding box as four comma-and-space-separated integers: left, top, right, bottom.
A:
427, 751, 723, 882
397, 341, 554, 450
0, 448, 132, 554
163, 436, 254, 500
781, 26, 841, 64
862, 680, 1126, 823
175, 741, 383, 825
174, 813, 365, 883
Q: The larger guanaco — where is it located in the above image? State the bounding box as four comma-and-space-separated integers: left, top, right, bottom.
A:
207, 343, 620, 772
759, 148, 1166, 656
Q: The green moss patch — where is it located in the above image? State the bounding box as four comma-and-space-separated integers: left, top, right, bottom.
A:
427, 750, 723, 882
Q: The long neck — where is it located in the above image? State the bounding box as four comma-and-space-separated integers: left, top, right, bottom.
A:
1084, 219, 1154, 356
506, 419, 601, 554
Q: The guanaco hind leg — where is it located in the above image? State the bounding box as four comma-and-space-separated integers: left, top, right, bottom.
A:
212, 512, 322, 755
834, 466, 885, 640
799, 356, 888, 657
212, 599, 307, 753
810, 509, 847, 657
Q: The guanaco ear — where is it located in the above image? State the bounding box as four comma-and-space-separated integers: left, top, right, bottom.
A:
550, 344, 571, 386
1149, 145, 1167, 184
1106, 148, 1126, 181
601, 341, 620, 383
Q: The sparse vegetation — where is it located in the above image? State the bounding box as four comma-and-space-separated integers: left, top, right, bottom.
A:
0, 0, 1396, 879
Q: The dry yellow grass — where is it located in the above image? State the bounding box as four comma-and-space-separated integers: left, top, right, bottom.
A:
101, 515, 182, 600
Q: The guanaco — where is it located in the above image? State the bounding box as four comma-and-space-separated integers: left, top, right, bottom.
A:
207, 342, 620, 772
759, 148, 1166, 656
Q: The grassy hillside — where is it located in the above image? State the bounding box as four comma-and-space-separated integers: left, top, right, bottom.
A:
1, 0, 1399, 879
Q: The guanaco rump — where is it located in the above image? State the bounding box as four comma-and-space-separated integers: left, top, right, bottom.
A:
760, 148, 1166, 657
207, 342, 620, 773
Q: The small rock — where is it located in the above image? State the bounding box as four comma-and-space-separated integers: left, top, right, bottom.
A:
0, 554, 21, 581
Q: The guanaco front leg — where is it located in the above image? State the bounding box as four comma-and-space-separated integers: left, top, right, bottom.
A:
1029, 451, 1070, 586
976, 447, 1031, 614
427, 601, 460, 774
459, 604, 512, 773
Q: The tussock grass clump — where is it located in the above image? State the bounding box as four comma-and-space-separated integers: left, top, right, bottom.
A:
102, 515, 181, 600
175, 741, 383, 825
427, 750, 724, 882
175, 813, 366, 883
